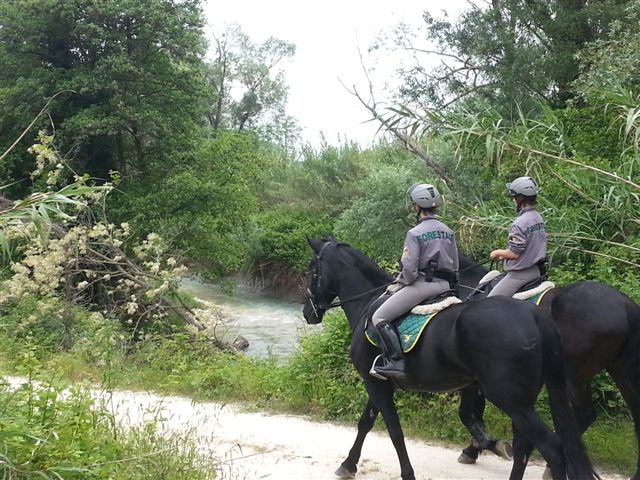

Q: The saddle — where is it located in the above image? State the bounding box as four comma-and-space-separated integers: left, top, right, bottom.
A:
365, 291, 461, 353
472, 270, 555, 304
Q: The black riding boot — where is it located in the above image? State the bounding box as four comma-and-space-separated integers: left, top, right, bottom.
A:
375, 321, 405, 378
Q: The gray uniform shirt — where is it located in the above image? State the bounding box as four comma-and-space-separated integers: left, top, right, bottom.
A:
397, 215, 459, 285
504, 207, 547, 271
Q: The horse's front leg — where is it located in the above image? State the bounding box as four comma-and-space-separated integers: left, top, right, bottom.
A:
365, 379, 415, 480
458, 384, 513, 464
336, 399, 379, 478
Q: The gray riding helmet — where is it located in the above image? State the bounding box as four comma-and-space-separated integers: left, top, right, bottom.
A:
506, 176, 539, 197
407, 183, 441, 208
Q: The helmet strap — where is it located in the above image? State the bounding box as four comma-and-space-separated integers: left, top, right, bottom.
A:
514, 195, 531, 212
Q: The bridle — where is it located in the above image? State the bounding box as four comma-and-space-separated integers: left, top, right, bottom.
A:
306, 241, 335, 318
306, 241, 392, 317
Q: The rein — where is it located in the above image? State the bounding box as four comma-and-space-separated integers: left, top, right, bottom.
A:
313, 282, 394, 311
458, 258, 494, 274
308, 244, 493, 314
457, 258, 495, 296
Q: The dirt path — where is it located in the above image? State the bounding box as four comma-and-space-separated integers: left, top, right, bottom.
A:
102, 389, 625, 480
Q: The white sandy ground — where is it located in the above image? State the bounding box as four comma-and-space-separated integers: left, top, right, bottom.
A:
102, 389, 627, 480
3, 377, 628, 480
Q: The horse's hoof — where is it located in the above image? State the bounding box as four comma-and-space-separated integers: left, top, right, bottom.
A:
458, 452, 477, 464
542, 466, 552, 480
335, 465, 356, 479
495, 440, 513, 460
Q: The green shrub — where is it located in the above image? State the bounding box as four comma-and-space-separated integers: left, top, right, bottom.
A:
0, 296, 120, 365
283, 312, 364, 418
333, 163, 416, 265
248, 207, 334, 273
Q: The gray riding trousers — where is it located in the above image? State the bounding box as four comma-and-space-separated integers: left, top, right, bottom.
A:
371, 278, 450, 326
487, 265, 541, 298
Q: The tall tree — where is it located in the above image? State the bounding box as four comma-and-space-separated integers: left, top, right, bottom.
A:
0, 0, 208, 187
387, 0, 631, 113
206, 25, 299, 145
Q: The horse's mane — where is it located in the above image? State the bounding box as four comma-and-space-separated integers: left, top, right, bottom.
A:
331, 240, 394, 283
458, 252, 479, 269
458, 252, 490, 279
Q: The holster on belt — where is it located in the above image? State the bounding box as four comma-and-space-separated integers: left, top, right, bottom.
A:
423, 260, 436, 282
420, 261, 459, 295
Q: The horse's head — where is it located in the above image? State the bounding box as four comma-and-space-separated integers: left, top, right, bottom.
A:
303, 237, 339, 324
303, 236, 395, 326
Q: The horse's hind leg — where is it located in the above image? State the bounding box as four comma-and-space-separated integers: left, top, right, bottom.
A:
458, 384, 513, 464
507, 409, 565, 480
566, 376, 597, 435
336, 399, 379, 478
540, 378, 596, 479
609, 365, 640, 480
508, 423, 535, 480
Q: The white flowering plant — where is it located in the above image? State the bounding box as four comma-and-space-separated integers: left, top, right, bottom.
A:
1, 134, 205, 339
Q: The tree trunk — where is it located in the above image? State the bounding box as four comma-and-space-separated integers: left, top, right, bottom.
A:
116, 132, 127, 177
129, 126, 145, 173
211, 39, 228, 131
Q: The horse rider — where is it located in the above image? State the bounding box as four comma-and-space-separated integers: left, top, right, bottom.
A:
488, 176, 547, 297
371, 183, 459, 379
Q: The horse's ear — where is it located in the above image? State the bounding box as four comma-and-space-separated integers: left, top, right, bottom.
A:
307, 236, 323, 253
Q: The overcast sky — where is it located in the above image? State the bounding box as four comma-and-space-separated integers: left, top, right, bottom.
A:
203, 1, 469, 147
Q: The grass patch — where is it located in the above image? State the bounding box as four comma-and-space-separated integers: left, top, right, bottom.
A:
584, 417, 636, 477
0, 376, 217, 479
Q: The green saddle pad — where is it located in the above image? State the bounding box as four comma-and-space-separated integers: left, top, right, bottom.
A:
366, 311, 440, 353
528, 286, 554, 305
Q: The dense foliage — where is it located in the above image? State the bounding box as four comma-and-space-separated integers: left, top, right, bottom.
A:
0, 0, 208, 187
369, 1, 640, 302
2, 0, 640, 477
110, 131, 268, 277
382, 0, 633, 113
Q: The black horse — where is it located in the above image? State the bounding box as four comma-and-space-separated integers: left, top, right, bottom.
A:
456, 253, 640, 479
303, 237, 597, 480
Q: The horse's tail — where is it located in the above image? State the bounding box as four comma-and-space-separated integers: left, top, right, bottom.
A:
536, 310, 599, 480
622, 299, 640, 400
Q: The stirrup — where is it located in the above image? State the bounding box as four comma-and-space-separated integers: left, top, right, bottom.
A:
369, 354, 388, 380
